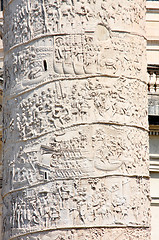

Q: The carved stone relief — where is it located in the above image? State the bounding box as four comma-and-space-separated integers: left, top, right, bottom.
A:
3, 0, 150, 239
3, 176, 150, 240
3, 77, 148, 145
4, 0, 146, 51
2, 125, 149, 196
3, 33, 147, 96
16, 227, 151, 240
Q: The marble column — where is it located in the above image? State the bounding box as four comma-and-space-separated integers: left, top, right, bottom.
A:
2, 0, 150, 239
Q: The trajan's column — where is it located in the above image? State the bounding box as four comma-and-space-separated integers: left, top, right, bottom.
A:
2, 0, 150, 239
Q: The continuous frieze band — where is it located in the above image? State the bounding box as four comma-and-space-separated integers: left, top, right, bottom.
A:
3, 0, 150, 239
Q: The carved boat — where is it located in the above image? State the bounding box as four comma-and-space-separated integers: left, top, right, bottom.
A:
53, 60, 64, 74
83, 64, 97, 74
73, 61, 85, 75
94, 159, 123, 171
62, 61, 74, 75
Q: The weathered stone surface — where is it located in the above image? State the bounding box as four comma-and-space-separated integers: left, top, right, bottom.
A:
3, 176, 150, 240
3, 77, 148, 144
3, 0, 150, 239
3, 125, 149, 197
16, 227, 151, 240
3, 33, 147, 94
3, 0, 146, 51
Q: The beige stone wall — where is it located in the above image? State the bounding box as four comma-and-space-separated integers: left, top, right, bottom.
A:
146, 2, 159, 65
0, 1, 153, 239
149, 128, 159, 240
146, 2, 159, 240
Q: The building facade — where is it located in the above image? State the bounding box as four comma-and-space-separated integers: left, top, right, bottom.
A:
146, 1, 159, 239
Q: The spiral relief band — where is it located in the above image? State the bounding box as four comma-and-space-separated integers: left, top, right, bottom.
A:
3, 0, 150, 239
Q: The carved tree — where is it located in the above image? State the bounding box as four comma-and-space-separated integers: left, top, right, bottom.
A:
2, 0, 150, 239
